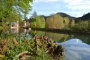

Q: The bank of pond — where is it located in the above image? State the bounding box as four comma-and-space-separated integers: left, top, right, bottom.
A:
0, 35, 64, 60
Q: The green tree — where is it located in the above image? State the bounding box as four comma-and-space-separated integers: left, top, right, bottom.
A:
63, 17, 69, 29
70, 20, 75, 27
73, 21, 88, 31
0, 0, 33, 23
46, 14, 64, 29
30, 16, 45, 28
30, 12, 45, 28
31, 11, 37, 18
88, 20, 90, 30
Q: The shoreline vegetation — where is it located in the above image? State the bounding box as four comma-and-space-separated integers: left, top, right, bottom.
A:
0, 35, 64, 60
31, 28, 90, 35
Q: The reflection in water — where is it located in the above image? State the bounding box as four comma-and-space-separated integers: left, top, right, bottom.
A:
73, 35, 90, 45
11, 28, 17, 33
58, 39, 90, 60
11, 28, 31, 34
19, 33, 33, 40
45, 32, 69, 41
60, 39, 83, 44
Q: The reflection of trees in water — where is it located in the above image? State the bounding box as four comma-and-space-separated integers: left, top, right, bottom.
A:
45, 32, 90, 45
35, 30, 45, 36
45, 32, 69, 42
73, 35, 90, 45
29, 30, 45, 36
66, 34, 90, 45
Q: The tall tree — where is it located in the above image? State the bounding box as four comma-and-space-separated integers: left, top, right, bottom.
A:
0, 0, 33, 23
46, 14, 64, 29
31, 11, 37, 18
70, 20, 75, 27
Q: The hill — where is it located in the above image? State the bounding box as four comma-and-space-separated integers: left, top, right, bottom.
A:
75, 12, 90, 22
40, 12, 76, 22
57, 12, 76, 21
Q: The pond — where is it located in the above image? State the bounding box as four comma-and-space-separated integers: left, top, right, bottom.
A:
58, 39, 90, 60
1, 28, 90, 60
17, 29, 90, 60
41, 31, 90, 60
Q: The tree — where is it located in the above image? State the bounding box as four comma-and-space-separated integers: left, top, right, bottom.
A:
30, 16, 45, 28
88, 20, 90, 30
0, 0, 33, 23
70, 20, 75, 27
31, 11, 37, 18
73, 21, 88, 31
63, 17, 69, 28
30, 12, 45, 28
46, 14, 64, 29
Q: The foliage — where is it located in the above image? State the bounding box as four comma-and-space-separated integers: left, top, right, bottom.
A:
63, 17, 69, 29
1, 38, 46, 60
88, 20, 90, 30
30, 12, 45, 28
35, 16, 45, 28
0, 26, 2, 30
0, 36, 64, 60
45, 14, 70, 29
70, 20, 75, 27
30, 30, 45, 36
46, 32, 69, 41
63, 17, 69, 25
46, 14, 64, 29
0, 0, 33, 23
31, 11, 37, 18
72, 21, 89, 31
63, 18, 67, 24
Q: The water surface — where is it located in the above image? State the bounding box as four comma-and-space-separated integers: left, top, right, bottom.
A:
58, 39, 90, 60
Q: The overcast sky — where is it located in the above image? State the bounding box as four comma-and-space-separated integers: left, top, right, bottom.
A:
27, 0, 90, 18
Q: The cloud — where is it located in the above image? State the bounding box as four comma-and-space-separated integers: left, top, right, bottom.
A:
75, 13, 84, 17
63, 0, 82, 6
30, 0, 90, 17
34, 0, 60, 3
63, 0, 90, 10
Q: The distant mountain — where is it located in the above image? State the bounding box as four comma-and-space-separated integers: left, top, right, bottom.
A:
40, 12, 90, 23
40, 15, 48, 20
40, 12, 76, 21
75, 12, 90, 22
57, 12, 76, 21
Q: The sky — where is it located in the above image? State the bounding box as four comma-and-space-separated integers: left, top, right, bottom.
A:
27, 0, 90, 18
